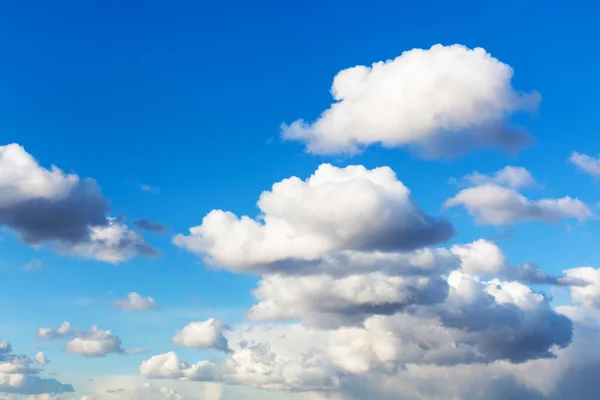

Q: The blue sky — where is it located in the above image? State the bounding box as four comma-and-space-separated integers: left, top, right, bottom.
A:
1, 1, 600, 399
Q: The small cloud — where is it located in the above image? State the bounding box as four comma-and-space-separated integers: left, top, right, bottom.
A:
22, 258, 43, 271
138, 183, 160, 193
133, 218, 168, 234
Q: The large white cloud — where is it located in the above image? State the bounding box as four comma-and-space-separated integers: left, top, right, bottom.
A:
282, 44, 540, 157
174, 164, 453, 271
247, 273, 448, 328
0, 143, 156, 263
445, 166, 590, 225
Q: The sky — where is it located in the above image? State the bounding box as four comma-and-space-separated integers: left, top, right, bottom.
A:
1, 0, 600, 399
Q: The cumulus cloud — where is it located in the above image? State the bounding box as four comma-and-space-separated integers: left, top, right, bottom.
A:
36, 322, 136, 358
451, 239, 507, 276
460, 166, 536, 188
174, 164, 453, 271
0, 143, 155, 263
563, 267, 600, 309
247, 273, 449, 328
36, 321, 72, 340
113, 292, 158, 311
282, 44, 539, 157
133, 218, 167, 234
172, 319, 230, 353
570, 152, 600, 178
445, 168, 591, 225
33, 353, 48, 366
65, 326, 124, 357
0, 341, 73, 395
58, 218, 158, 264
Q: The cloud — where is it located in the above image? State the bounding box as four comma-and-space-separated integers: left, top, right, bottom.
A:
22, 258, 43, 271
563, 267, 600, 309
0, 341, 73, 395
451, 239, 507, 276
36, 322, 138, 358
138, 183, 160, 194
174, 164, 453, 271
58, 218, 158, 264
282, 44, 539, 157
0, 143, 155, 263
445, 168, 591, 225
133, 218, 168, 234
33, 352, 48, 366
460, 166, 536, 188
36, 321, 72, 340
247, 273, 449, 328
569, 152, 600, 178
113, 292, 158, 311
65, 326, 124, 357
140, 352, 221, 381
172, 319, 231, 353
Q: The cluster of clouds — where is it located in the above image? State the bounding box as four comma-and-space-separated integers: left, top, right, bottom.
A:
0, 342, 73, 396
35, 321, 145, 358
4, 44, 600, 400
150, 160, 599, 398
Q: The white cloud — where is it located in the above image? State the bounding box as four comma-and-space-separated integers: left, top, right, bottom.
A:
461, 166, 536, 188
65, 325, 124, 357
247, 273, 448, 328
282, 44, 539, 157
113, 292, 158, 311
451, 239, 507, 276
33, 352, 48, 366
36, 321, 72, 340
0, 342, 73, 395
140, 352, 221, 381
174, 164, 453, 271
445, 183, 590, 225
563, 267, 600, 309
0, 143, 155, 263
570, 152, 600, 178
172, 319, 230, 352
59, 218, 158, 264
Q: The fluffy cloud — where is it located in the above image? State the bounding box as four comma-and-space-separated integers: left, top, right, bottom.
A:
0, 143, 155, 263
247, 273, 448, 328
36, 321, 72, 340
563, 267, 600, 309
65, 326, 124, 357
570, 152, 600, 178
0, 342, 73, 395
174, 164, 453, 271
282, 44, 539, 157
33, 352, 48, 366
113, 292, 158, 311
460, 166, 536, 188
36, 322, 132, 357
140, 352, 221, 381
172, 319, 231, 353
58, 218, 158, 264
445, 167, 590, 225
451, 239, 507, 276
